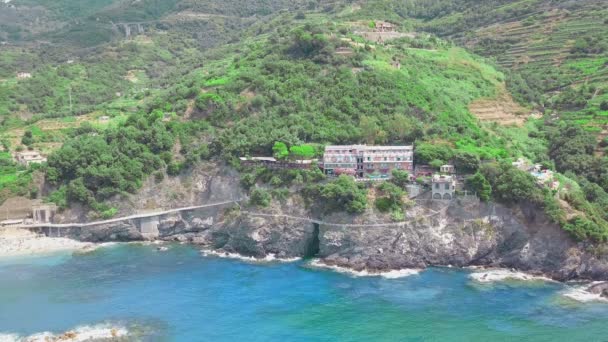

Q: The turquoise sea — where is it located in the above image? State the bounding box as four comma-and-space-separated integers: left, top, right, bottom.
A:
1, 243, 607, 341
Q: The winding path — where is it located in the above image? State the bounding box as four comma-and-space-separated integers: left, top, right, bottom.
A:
13, 200, 446, 230
241, 209, 442, 228
16, 200, 241, 229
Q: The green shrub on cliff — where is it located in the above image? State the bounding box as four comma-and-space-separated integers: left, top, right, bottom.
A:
249, 188, 271, 207
312, 175, 367, 214
564, 216, 608, 243
466, 172, 492, 202
481, 163, 542, 204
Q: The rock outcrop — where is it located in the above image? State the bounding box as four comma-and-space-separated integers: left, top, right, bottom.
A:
40, 163, 608, 281
317, 199, 608, 281
587, 282, 608, 298
43, 194, 608, 281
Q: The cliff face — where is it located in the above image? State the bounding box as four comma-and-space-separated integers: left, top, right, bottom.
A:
47, 194, 608, 281
317, 199, 608, 281
43, 163, 608, 281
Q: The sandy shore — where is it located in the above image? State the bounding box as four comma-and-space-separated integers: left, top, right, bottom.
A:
0, 228, 94, 258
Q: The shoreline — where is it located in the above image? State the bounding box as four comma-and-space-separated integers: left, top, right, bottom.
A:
200, 249, 301, 263
467, 267, 556, 284
2, 233, 606, 304
306, 259, 421, 279
0, 228, 98, 259
0, 323, 129, 342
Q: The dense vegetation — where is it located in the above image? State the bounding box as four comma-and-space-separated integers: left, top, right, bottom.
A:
1, 0, 608, 243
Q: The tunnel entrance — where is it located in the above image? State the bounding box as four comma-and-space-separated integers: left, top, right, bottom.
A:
305, 223, 320, 258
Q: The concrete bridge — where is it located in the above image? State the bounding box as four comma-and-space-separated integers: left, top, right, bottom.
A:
16, 200, 242, 239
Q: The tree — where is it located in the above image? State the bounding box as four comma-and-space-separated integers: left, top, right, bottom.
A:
454, 152, 480, 174
601, 101, 608, 111
290, 144, 315, 159
391, 169, 410, 188
318, 175, 367, 213
564, 216, 608, 243
272, 141, 289, 160
466, 172, 492, 201
415, 143, 453, 164
429, 159, 444, 169
21, 130, 34, 146
360, 116, 387, 144
375, 182, 406, 220
484, 163, 541, 204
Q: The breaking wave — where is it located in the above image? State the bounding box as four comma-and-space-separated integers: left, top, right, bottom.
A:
308, 259, 420, 279
200, 249, 301, 263
0, 323, 128, 342
468, 268, 552, 284
560, 283, 608, 303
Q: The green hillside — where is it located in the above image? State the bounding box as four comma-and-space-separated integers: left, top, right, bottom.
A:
348, 0, 608, 143
1, 2, 608, 242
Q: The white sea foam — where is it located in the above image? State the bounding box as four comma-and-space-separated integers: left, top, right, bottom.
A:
560, 283, 608, 303
0, 323, 128, 342
468, 268, 552, 283
0, 334, 19, 342
200, 249, 301, 263
308, 259, 420, 279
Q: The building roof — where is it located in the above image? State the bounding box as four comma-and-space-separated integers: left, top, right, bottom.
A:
239, 157, 277, 162
325, 145, 413, 151
432, 174, 454, 183
16, 151, 42, 156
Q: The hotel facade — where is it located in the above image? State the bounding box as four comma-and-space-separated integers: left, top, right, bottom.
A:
322, 145, 414, 179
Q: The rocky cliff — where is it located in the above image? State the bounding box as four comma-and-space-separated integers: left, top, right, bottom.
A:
37, 163, 608, 281
45, 191, 608, 282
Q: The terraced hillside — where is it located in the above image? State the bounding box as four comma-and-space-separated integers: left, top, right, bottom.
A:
459, 1, 608, 138
347, 0, 608, 145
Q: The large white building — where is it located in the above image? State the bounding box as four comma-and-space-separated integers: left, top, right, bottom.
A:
322, 145, 414, 179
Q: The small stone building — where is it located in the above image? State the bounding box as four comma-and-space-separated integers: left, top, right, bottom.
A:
432, 174, 456, 200
375, 21, 395, 32
16, 72, 32, 79
32, 204, 57, 224
14, 151, 47, 166
440, 164, 455, 174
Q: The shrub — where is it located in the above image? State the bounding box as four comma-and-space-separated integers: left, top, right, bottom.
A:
271, 188, 290, 201
272, 141, 289, 160
317, 175, 367, 213
240, 173, 256, 190
167, 162, 183, 176
391, 169, 410, 188
482, 163, 542, 204
101, 207, 118, 219
466, 172, 492, 201
564, 216, 608, 243
375, 197, 392, 212
250, 188, 271, 207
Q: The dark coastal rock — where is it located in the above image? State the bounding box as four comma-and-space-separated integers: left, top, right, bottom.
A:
587, 282, 608, 298
39, 165, 608, 281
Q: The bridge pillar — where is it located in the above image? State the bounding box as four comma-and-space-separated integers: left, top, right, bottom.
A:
139, 216, 159, 240
123, 24, 131, 39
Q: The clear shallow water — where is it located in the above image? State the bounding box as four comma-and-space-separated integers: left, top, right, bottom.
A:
1, 244, 607, 341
